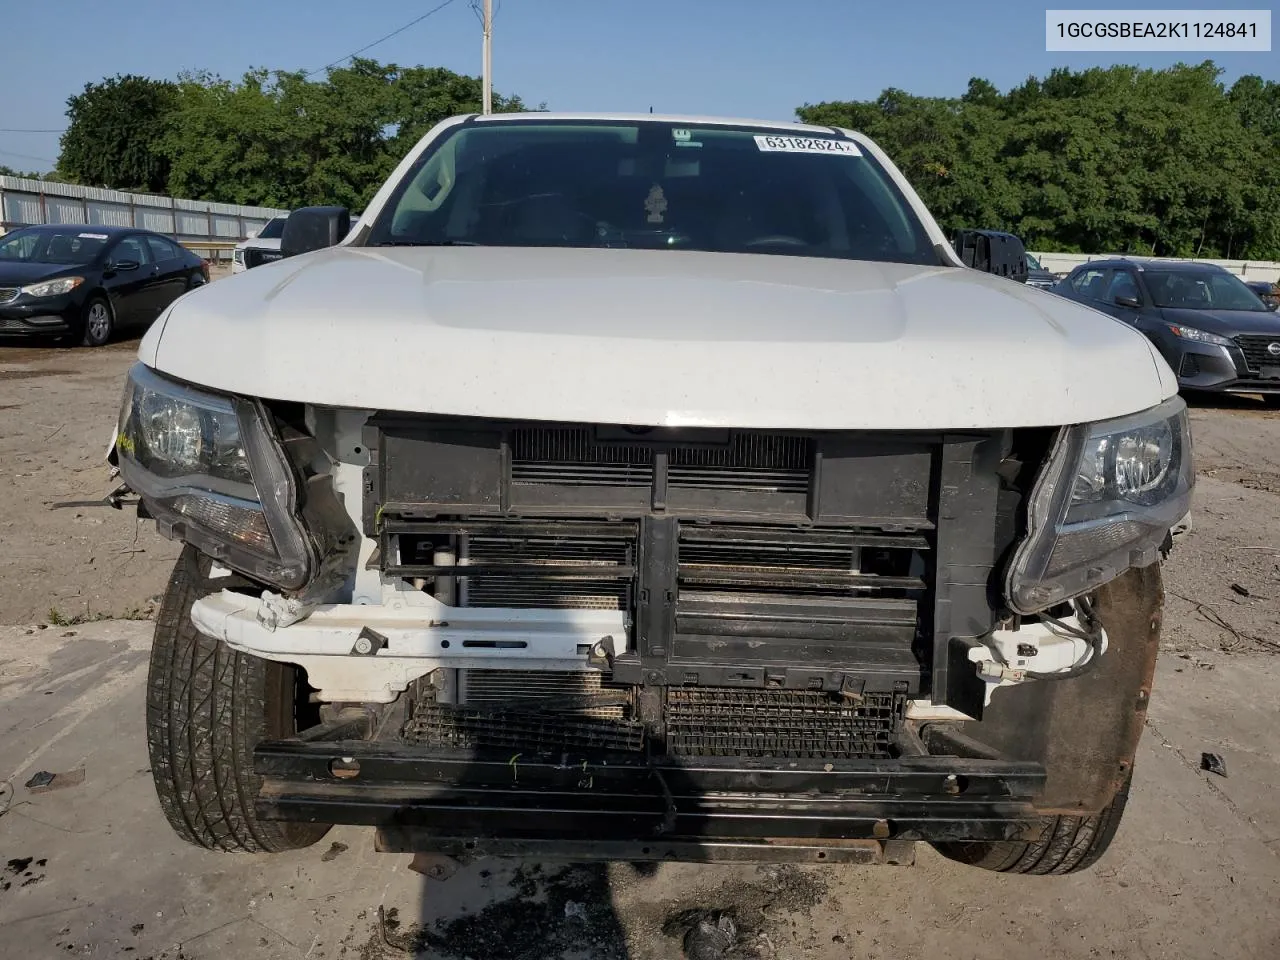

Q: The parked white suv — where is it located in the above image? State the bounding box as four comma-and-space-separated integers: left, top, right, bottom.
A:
115, 113, 1191, 875
231, 214, 288, 273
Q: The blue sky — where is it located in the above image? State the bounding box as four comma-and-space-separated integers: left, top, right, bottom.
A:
1, 0, 1275, 174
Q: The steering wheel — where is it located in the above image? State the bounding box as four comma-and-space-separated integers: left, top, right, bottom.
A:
745, 235, 808, 248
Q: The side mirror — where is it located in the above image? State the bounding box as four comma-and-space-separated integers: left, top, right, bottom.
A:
113, 258, 141, 272
953, 229, 1029, 282
1114, 294, 1142, 309
281, 206, 351, 258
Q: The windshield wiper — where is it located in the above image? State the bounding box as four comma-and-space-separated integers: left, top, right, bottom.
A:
374, 239, 481, 247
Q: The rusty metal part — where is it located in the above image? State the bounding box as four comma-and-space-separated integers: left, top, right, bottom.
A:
373, 828, 917, 865
952, 564, 1163, 814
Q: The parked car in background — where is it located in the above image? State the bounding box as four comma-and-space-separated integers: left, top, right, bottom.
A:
1244, 279, 1279, 311
1024, 252, 1056, 289
232, 215, 289, 273
1052, 258, 1280, 406
0, 224, 208, 347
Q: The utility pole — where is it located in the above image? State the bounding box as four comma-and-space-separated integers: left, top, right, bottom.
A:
482, 0, 493, 114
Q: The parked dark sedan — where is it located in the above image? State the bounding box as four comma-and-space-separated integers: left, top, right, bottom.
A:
1052, 257, 1280, 406
0, 224, 209, 347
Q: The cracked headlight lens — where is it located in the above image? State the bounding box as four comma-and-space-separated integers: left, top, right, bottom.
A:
1006, 397, 1193, 614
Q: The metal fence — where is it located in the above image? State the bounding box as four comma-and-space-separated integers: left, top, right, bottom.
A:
1032, 251, 1280, 284
0, 176, 288, 261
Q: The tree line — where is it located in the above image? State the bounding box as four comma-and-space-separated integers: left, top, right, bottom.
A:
800, 62, 1280, 260
42, 60, 1280, 259
52, 60, 531, 211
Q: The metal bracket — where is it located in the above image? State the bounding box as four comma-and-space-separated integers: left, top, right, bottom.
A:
352, 627, 389, 656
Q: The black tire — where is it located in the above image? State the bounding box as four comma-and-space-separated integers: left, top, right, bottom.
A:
146, 546, 331, 853
1263, 394, 1280, 410
79, 294, 114, 347
932, 775, 1131, 875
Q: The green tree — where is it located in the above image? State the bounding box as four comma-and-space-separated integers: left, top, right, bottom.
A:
799, 62, 1280, 260
57, 75, 179, 192
160, 59, 530, 210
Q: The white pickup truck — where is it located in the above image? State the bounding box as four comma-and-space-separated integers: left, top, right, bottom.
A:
230, 214, 288, 273
114, 113, 1191, 874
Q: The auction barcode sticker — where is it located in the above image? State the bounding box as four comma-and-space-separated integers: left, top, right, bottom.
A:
1046, 9, 1271, 51
754, 135, 861, 156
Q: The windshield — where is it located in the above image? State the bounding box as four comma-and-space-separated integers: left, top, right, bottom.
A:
1144, 269, 1268, 312
257, 217, 287, 240
1025, 253, 1043, 270
0, 227, 109, 265
365, 120, 939, 265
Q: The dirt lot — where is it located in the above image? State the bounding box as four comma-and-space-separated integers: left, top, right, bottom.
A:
2, 335, 1279, 959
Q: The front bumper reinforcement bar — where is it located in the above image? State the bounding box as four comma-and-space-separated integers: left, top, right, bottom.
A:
254, 740, 1047, 861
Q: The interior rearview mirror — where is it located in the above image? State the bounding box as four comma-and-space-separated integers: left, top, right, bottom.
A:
952, 229, 1029, 283
281, 206, 351, 259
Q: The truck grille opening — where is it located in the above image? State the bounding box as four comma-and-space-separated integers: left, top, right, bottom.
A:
509, 427, 812, 494
511, 427, 654, 487
666, 688, 902, 759
668, 434, 811, 493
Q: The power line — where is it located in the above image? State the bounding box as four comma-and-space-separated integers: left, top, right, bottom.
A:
0, 148, 55, 164
304, 0, 462, 77
0, 127, 63, 134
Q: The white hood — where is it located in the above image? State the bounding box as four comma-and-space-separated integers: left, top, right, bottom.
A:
142, 246, 1176, 430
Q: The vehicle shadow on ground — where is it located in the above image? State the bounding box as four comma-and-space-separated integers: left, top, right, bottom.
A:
393, 860, 638, 960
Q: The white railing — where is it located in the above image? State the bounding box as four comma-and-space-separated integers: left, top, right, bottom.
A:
0, 176, 288, 261
1032, 251, 1280, 284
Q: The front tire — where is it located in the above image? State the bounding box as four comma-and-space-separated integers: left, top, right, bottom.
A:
1263, 394, 1280, 410
146, 546, 330, 853
932, 775, 1131, 875
80, 295, 114, 347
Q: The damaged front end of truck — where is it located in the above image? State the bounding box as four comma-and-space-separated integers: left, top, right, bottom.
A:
113, 366, 1191, 873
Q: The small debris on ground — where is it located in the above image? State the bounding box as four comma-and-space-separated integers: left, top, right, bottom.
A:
1201, 752, 1228, 777
25, 768, 86, 794
564, 900, 586, 921
1230, 583, 1250, 597
320, 841, 348, 862
683, 913, 738, 960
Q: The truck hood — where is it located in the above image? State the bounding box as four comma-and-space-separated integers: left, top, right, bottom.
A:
142, 246, 1176, 430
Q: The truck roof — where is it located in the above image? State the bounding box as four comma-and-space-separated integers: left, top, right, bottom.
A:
469, 111, 849, 136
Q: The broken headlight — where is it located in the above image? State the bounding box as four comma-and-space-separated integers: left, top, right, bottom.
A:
115, 363, 316, 590
1005, 396, 1192, 614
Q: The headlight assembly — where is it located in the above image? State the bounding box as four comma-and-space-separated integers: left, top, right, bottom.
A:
115, 363, 316, 590
1165, 324, 1231, 347
22, 276, 84, 298
1006, 397, 1193, 614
